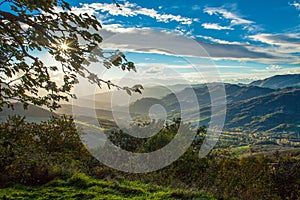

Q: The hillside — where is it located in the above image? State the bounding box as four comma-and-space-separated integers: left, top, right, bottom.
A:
130, 84, 300, 134
157, 84, 274, 111
250, 74, 300, 89
225, 88, 300, 132
0, 173, 214, 200
0, 103, 56, 122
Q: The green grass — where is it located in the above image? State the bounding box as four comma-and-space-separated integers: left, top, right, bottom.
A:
231, 145, 250, 156
0, 173, 215, 200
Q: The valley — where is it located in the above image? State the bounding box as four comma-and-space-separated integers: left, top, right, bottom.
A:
1, 74, 300, 156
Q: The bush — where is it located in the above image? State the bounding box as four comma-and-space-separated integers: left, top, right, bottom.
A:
0, 115, 92, 186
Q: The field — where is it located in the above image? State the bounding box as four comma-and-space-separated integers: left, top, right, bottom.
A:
0, 173, 214, 200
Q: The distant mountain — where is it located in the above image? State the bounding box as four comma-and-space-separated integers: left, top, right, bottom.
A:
250, 74, 300, 89
78, 84, 188, 110
0, 103, 56, 122
130, 84, 300, 133
132, 84, 275, 112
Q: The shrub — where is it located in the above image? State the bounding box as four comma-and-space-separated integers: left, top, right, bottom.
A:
0, 115, 92, 185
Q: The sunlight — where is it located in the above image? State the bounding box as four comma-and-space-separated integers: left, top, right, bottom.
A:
60, 43, 68, 51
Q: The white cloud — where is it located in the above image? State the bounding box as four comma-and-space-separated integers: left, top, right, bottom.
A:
204, 7, 253, 25
203, 7, 258, 31
96, 25, 299, 64
266, 65, 283, 70
196, 35, 244, 45
137, 63, 231, 70
71, 4, 97, 16
247, 33, 300, 64
102, 24, 140, 33
110, 68, 300, 86
99, 25, 279, 62
138, 62, 251, 71
290, 1, 300, 10
252, 67, 300, 75
137, 63, 194, 69
218, 70, 300, 83
77, 2, 194, 25
89, 2, 135, 17
192, 5, 201, 11
248, 33, 300, 45
202, 23, 233, 30
144, 67, 164, 74
100, 26, 209, 57
180, 70, 266, 84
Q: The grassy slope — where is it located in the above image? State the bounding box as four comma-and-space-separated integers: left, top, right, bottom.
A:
0, 173, 214, 200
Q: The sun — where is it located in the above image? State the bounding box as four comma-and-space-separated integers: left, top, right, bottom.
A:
60, 43, 69, 51
57, 40, 76, 52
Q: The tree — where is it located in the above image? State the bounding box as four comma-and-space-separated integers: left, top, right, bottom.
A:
0, 0, 143, 111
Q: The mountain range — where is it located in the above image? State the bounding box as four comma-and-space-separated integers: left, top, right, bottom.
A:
1, 74, 300, 135
130, 75, 300, 134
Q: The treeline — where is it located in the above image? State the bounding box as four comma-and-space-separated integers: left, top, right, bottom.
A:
0, 116, 299, 199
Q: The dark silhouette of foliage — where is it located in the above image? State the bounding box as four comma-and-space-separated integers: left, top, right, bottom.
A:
0, 115, 90, 185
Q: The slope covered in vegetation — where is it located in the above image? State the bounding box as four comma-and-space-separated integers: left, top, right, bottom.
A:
0, 173, 214, 199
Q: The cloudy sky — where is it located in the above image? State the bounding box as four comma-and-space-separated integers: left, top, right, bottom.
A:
65, 0, 299, 85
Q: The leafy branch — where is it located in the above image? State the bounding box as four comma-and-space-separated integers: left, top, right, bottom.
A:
0, 0, 142, 111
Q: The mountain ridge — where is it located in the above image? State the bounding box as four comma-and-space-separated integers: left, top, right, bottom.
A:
250, 74, 300, 89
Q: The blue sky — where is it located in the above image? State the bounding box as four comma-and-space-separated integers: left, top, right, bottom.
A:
51, 0, 300, 84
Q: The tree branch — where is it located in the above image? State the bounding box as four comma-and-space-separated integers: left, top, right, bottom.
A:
0, 21, 38, 62
0, 10, 57, 44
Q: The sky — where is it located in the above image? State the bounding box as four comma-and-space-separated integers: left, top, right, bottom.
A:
29, 0, 300, 88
